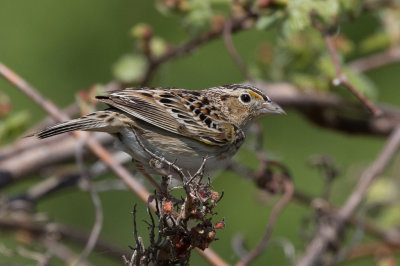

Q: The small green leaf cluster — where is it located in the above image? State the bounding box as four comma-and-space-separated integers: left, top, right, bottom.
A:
0, 92, 29, 145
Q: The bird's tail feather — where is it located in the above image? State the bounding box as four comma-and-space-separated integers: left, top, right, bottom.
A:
35, 111, 124, 139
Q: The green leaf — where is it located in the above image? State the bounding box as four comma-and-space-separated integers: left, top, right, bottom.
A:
0, 111, 30, 145
359, 32, 391, 54
378, 205, 400, 228
366, 178, 397, 205
150, 37, 168, 58
343, 67, 378, 100
112, 54, 148, 83
256, 11, 284, 31
185, 0, 213, 29
339, 0, 363, 16
282, 0, 340, 38
316, 55, 336, 78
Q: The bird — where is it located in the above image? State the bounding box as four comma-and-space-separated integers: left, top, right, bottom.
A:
34, 84, 285, 181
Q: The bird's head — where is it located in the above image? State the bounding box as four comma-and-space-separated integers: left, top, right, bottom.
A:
210, 84, 285, 127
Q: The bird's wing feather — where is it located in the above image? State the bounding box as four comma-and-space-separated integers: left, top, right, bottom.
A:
96, 88, 235, 145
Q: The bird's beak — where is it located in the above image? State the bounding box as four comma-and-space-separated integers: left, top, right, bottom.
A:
260, 101, 286, 115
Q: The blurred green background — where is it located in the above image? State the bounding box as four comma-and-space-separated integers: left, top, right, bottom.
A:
1, 1, 399, 265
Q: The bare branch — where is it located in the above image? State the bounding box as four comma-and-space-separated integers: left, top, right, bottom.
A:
75, 136, 104, 264
255, 81, 400, 136
43, 238, 94, 266
236, 177, 294, 266
323, 34, 382, 116
15, 246, 51, 266
0, 61, 153, 206
347, 241, 400, 261
296, 126, 400, 266
140, 11, 258, 85
348, 46, 400, 73
0, 213, 127, 261
223, 19, 254, 81
0, 133, 113, 187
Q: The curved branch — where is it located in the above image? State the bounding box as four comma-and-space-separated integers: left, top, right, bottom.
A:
296, 126, 400, 266
349, 46, 400, 73
140, 11, 259, 85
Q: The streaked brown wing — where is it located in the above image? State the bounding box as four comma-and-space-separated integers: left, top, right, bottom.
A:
96, 88, 235, 145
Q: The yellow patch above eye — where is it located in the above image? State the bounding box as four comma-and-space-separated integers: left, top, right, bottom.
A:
248, 90, 263, 100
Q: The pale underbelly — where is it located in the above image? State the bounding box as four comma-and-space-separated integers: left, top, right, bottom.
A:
115, 128, 239, 177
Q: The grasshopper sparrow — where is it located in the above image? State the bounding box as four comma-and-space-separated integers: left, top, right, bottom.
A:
35, 84, 285, 179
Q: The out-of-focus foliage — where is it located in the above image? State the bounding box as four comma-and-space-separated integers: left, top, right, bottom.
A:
367, 177, 400, 228
111, 0, 400, 102
76, 85, 107, 115
0, 92, 29, 145
113, 54, 148, 83
156, 0, 231, 32
2, 0, 400, 265
251, 0, 381, 98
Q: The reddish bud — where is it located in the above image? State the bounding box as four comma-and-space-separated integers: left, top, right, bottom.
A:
258, 0, 272, 8
211, 15, 226, 33
164, 201, 173, 214
131, 23, 153, 40
207, 231, 216, 240
211, 191, 219, 200
78, 90, 89, 100
0, 102, 11, 117
214, 221, 225, 229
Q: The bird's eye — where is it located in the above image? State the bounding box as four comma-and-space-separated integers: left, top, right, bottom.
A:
240, 93, 251, 103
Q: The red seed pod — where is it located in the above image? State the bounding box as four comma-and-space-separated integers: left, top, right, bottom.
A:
214, 221, 225, 229
164, 201, 173, 214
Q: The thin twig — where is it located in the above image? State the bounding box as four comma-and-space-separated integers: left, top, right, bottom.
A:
140, 11, 258, 85
43, 238, 94, 266
338, 127, 400, 222
74, 135, 104, 265
348, 46, 400, 73
347, 241, 400, 261
296, 126, 400, 266
223, 19, 254, 81
0, 132, 113, 185
236, 178, 294, 266
323, 34, 382, 116
15, 246, 51, 265
292, 190, 400, 247
0, 213, 128, 261
0, 61, 152, 205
